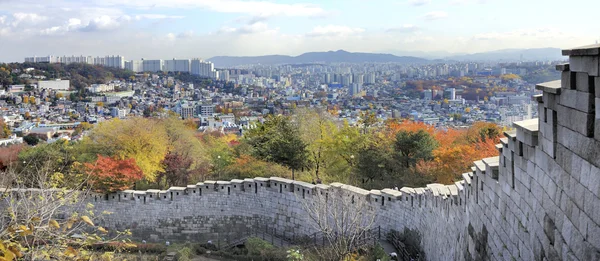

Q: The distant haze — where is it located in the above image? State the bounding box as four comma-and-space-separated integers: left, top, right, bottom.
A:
208, 48, 566, 67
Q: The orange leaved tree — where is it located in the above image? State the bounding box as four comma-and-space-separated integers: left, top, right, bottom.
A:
85, 155, 144, 193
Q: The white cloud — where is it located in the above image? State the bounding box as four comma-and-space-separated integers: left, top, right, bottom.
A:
408, 0, 430, 6
101, 0, 328, 18
450, 0, 491, 5
134, 14, 185, 20
11, 13, 47, 26
0, 16, 6, 25
166, 33, 176, 41
79, 15, 123, 32
177, 30, 194, 38
473, 28, 565, 41
387, 24, 420, 33
217, 22, 277, 35
307, 25, 365, 37
422, 11, 448, 20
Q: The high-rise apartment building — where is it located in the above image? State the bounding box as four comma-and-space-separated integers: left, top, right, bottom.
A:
125, 60, 143, 72
142, 59, 163, 72
191, 59, 218, 79
163, 59, 191, 73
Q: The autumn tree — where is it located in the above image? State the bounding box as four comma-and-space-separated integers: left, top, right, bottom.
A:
462, 122, 502, 144
221, 154, 289, 180
163, 116, 210, 183
294, 108, 338, 181
0, 161, 132, 260
157, 153, 193, 189
17, 140, 89, 188
85, 155, 144, 192
0, 118, 11, 139
83, 117, 169, 182
0, 144, 24, 170
358, 110, 378, 134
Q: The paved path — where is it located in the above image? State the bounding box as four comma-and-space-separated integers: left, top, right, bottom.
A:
379, 239, 397, 255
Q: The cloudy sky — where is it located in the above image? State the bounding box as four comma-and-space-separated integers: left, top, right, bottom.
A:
0, 0, 598, 62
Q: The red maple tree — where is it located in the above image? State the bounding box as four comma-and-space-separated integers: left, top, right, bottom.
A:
85, 155, 144, 193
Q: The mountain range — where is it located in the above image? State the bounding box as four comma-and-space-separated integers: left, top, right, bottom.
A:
208, 47, 566, 67
443, 48, 564, 62
208, 50, 427, 67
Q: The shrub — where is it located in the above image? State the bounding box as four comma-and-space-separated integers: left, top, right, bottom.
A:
176, 247, 193, 261
245, 237, 273, 256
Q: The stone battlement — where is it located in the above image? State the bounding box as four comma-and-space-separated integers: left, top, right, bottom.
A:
4, 44, 600, 261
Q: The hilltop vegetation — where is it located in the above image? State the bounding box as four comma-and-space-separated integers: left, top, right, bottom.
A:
0, 62, 218, 91
5, 108, 503, 193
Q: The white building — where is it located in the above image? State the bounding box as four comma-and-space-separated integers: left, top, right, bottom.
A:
105, 56, 125, 69
125, 60, 143, 72
191, 59, 218, 79
110, 107, 128, 118
142, 60, 163, 72
163, 59, 191, 73
0, 135, 24, 147
24, 56, 57, 63
88, 84, 115, 93
219, 70, 230, 82
58, 55, 93, 64
199, 105, 215, 116
38, 79, 70, 90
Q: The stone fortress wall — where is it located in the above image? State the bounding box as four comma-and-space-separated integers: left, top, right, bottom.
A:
85, 45, 600, 261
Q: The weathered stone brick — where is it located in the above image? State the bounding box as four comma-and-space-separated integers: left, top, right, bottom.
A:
559, 89, 595, 113
562, 71, 572, 90
570, 55, 600, 76
575, 72, 594, 93
543, 92, 559, 110
556, 104, 595, 137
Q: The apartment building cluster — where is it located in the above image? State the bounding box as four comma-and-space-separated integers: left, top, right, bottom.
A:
24, 55, 222, 80
24, 55, 126, 69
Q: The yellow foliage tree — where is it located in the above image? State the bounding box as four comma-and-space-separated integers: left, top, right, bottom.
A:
84, 118, 169, 181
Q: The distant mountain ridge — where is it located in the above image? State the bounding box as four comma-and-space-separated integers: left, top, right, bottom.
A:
444, 48, 565, 61
208, 47, 566, 67
208, 50, 428, 67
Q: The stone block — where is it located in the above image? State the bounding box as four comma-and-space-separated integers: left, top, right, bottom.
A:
543, 92, 558, 110
595, 77, 600, 98
590, 165, 600, 198
555, 144, 573, 174
596, 117, 600, 142
556, 63, 570, 72
571, 153, 584, 183
557, 125, 600, 169
575, 72, 595, 93
579, 160, 592, 191
561, 71, 573, 90
558, 89, 595, 113
556, 104, 595, 137
564, 44, 600, 56
569, 55, 600, 76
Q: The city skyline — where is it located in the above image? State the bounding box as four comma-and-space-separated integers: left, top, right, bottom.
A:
1, 0, 599, 62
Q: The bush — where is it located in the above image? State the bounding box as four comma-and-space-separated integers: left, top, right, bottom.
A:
368, 244, 391, 261
194, 245, 207, 255
245, 237, 274, 256
176, 247, 193, 261
23, 135, 40, 146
